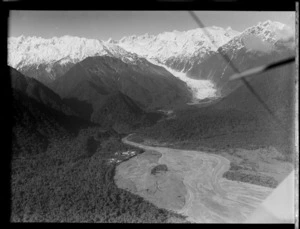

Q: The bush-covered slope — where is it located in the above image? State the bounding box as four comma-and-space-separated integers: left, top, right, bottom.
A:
137, 61, 296, 160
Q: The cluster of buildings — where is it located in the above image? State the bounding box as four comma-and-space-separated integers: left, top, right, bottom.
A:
107, 158, 122, 164
107, 150, 138, 164
115, 150, 137, 157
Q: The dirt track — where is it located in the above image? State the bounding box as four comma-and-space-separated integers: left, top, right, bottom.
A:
114, 136, 273, 223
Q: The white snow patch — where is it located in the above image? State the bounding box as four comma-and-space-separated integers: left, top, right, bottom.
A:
149, 60, 217, 100
118, 27, 240, 66
170, 69, 217, 100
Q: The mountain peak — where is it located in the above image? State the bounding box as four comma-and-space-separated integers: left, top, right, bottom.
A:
260, 20, 287, 33
259, 20, 285, 28
106, 37, 117, 44
246, 20, 288, 33
117, 26, 240, 71
7, 35, 142, 83
209, 26, 223, 30
8, 21, 294, 86
243, 20, 294, 43
217, 19, 295, 56
8, 35, 112, 69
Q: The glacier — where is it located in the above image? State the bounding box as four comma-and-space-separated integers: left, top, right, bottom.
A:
148, 59, 217, 100
7, 20, 294, 102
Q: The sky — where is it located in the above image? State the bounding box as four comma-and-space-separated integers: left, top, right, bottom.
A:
8, 11, 296, 41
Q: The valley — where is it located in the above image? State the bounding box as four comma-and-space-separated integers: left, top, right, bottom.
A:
10, 67, 189, 223
115, 135, 274, 223
8, 15, 296, 223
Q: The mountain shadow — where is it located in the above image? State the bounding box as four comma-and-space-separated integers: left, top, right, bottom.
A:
62, 97, 93, 120
53, 55, 192, 111
138, 61, 296, 161
10, 67, 96, 157
91, 91, 163, 133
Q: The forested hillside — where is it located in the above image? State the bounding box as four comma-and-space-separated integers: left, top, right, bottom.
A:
136, 61, 296, 160
12, 127, 188, 222
10, 68, 188, 223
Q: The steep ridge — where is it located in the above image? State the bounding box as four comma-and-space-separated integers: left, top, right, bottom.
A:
12, 85, 94, 158
8, 20, 295, 108
118, 26, 240, 72
137, 58, 296, 159
10, 69, 187, 223
92, 91, 164, 132
91, 92, 145, 131
10, 66, 163, 132
10, 66, 77, 116
187, 20, 295, 95
7, 27, 240, 101
53, 55, 192, 110
11, 89, 186, 223
8, 36, 142, 88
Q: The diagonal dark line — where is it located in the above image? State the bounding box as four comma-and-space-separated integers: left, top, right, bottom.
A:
241, 77, 285, 129
230, 56, 295, 81
188, 10, 288, 129
188, 11, 240, 74
265, 56, 295, 71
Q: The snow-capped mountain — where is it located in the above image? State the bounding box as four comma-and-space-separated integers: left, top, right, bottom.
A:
219, 20, 295, 54
8, 35, 143, 86
7, 20, 295, 103
187, 20, 295, 95
52, 54, 192, 111
117, 26, 240, 72
7, 26, 239, 100
117, 20, 294, 100
8, 35, 143, 69
9, 36, 102, 69
8, 20, 294, 77
7, 26, 240, 74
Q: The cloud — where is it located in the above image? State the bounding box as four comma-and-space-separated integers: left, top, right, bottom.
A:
243, 35, 273, 53
274, 25, 295, 41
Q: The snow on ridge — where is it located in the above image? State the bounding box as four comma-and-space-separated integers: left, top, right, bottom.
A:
169, 68, 217, 100
240, 20, 294, 42
117, 26, 241, 67
116, 20, 292, 64
219, 20, 295, 54
8, 20, 292, 70
7, 35, 133, 68
8, 20, 293, 98
147, 58, 217, 100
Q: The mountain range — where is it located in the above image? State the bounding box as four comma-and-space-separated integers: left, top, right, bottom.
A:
8, 20, 295, 129
9, 19, 296, 223
186, 20, 295, 94
10, 66, 94, 157
8, 20, 295, 98
137, 57, 295, 160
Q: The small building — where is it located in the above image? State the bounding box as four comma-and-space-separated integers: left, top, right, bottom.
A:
129, 151, 136, 155
121, 151, 130, 155
108, 158, 116, 164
